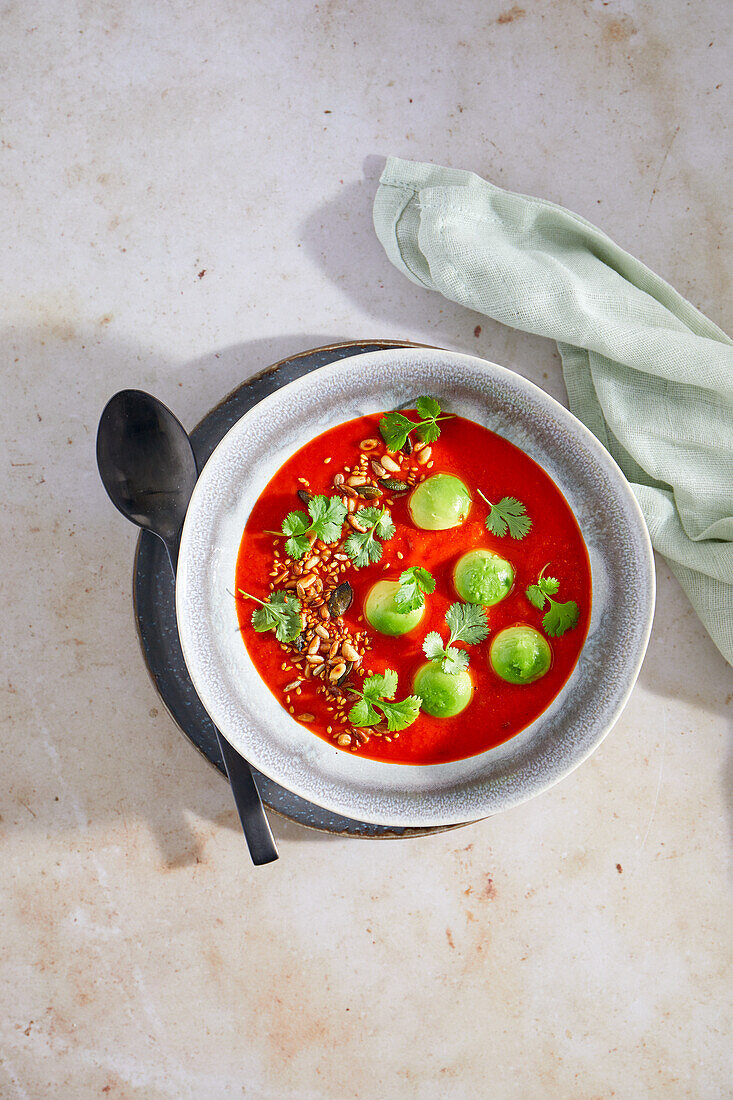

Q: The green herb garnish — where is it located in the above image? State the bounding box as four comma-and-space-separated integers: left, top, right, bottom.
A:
347, 669, 421, 732
281, 494, 347, 559
526, 564, 579, 637
378, 395, 452, 452
344, 506, 396, 567
422, 602, 490, 674
477, 490, 532, 539
394, 566, 436, 613
238, 589, 303, 642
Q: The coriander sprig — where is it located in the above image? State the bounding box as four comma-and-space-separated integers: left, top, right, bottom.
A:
477, 489, 532, 540
281, 494, 347, 559
394, 566, 436, 613
526, 564, 579, 637
347, 669, 421, 732
378, 395, 452, 452
422, 602, 490, 675
344, 506, 396, 567
238, 589, 303, 643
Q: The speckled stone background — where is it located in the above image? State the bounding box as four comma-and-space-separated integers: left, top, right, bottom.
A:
2, 2, 731, 1097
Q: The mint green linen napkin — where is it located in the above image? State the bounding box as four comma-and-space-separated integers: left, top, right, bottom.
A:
373, 157, 733, 666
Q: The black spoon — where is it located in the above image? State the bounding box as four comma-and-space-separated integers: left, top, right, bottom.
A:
96, 389, 279, 865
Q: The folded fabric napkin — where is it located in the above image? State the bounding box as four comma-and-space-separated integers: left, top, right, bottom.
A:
373, 157, 733, 666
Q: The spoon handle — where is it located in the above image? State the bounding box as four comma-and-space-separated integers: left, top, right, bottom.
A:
215, 731, 279, 865
168, 538, 278, 864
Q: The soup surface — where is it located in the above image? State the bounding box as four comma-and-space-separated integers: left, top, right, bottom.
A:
235, 410, 591, 764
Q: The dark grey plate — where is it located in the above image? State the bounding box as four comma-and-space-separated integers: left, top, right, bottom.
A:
133, 340, 472, 838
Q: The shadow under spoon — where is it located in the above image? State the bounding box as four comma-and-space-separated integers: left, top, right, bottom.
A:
96, 388, 279, 866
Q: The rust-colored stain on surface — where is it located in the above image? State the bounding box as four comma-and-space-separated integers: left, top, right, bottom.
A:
497, 6, 525, 24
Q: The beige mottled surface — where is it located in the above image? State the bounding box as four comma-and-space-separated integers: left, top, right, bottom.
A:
1, 1, 731, 1097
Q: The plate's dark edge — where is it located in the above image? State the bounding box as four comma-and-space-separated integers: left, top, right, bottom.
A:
132, 339, 478, 839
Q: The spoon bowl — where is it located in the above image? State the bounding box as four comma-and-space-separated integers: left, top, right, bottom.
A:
97, 389, 198, 564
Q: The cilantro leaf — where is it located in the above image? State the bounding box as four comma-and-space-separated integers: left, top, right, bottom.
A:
281, 511, 309, 536
347, 668, 421, 731
525, 584, 547, 610
525, 564, 580, 638
422, 632, 445, 661
239, 589, 303, 643
415, 395, 441, 420
378, 396, 452, 451
343, 506, 396, 568
349, 697, 381, 727
414, 419, 440, 444
543, 599, 579, 638
362, 669, 398, 702
445, 602, 491, 646
442, 646, 469, 674
344, 530, 384, 567
281, 495, 347, 559
394, 566, 436, 612
378, 412, 416, 452
422, 603, 490, 675
478, 491, 532, 540
379, 695, 422, 731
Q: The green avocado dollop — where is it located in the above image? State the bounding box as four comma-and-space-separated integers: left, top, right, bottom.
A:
408, 474, 472, 531
413, 662, 473, 717
454, 549, 514, 605
490, 625, 552, 684
364, 580, 425, 636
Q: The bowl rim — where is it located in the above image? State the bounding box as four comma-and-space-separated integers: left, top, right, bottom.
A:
176, 348, 655, 826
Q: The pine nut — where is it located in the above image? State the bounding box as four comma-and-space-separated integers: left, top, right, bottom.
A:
337, 733, 352, 746
416, 446, 432, 465
380, 455, 400, 473
347, 515, 368, 532
330, 661, 346, 681
333, 473, 344, 487
341, 641, 359, 662
347, 475, 368, 487
315, 625, 331, 640
306, 654, 324, 665
307, 637, 321, 655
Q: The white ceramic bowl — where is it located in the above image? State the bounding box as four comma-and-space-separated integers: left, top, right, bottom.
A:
176, 348, 654, 827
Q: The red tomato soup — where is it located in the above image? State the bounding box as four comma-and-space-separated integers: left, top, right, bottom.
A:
235, 412, 591, 765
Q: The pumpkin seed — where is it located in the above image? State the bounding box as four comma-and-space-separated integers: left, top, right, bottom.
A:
354, 484, 382, 499
292, 633, 306, 651
401, 435, 413, 455
297, 488, 313, 506
328, 581, 353, 618
379, 477, 409, 493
